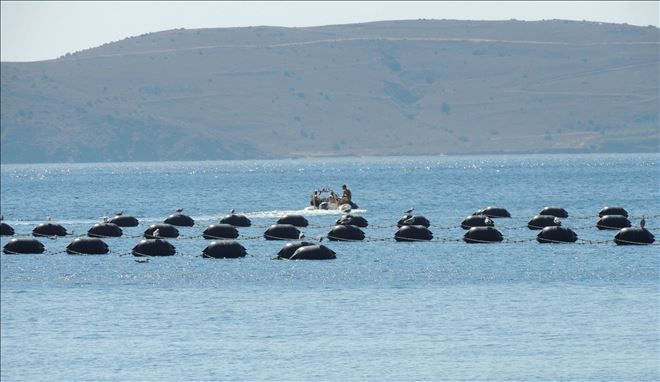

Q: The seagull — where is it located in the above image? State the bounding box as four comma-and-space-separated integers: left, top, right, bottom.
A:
405, 208, 414, 214
135, 258, 149, 263
318, 236, 324, 242
230, 208, 235, 214
484, 217, 493, 226
116, 210, 124, 216
152, 228, 161, 238
554, 217, 561, 225
103, 216, 109, 223
641, 216, 646, 229
298, 232, 305, 239
47, 215, 51, 221
176, 208, 183, 213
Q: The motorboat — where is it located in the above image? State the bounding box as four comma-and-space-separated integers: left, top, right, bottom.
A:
305, 188, 358, 211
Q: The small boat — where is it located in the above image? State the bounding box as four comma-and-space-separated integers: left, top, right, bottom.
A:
305, 188, 358, 211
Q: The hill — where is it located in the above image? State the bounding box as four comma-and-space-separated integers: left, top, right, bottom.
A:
1, 19, 658, 163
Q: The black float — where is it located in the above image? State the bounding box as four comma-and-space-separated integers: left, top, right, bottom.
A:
464, 227, 503, 243
336, 214, 369, 228
3, 238, 45, 254
277, 214, 309, 227
539, 207, 569, 218
203, 224, 239, 239
614, 228, 655, 245
88, 222, 123, 238
143, 224, 179, 239
1, 222, 15, 236
537, 226, 578, 243
327, 225, 365, 241
66, 237, 109, 255
394, 225, 433, 241
397, 215, 431, 228
461, 215, 494, 230
264, 224, 301, 240
132, 239, 176, 257
473, 207, 511, 218
202, 241, 247, 258
596, 215, 631, 230
32, 223, 68, 237
277, 241, 316, 259
289, 245, 336, 260
220, 214, 252, 227
164, 213, 195, 227
599, 206, 628, 218
109, 215, 139, 227
527, 215, 561, 230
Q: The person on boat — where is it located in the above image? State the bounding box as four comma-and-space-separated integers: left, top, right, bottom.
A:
340, 184, 352, 204
310, 191, 322, 207
328, 191, 339, 205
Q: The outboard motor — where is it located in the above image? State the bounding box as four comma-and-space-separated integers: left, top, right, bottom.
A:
537, 226, 578, 243
464, 227, 503, 243
32, 223, 68, 237
3, 238, 45, 254
527, 215, 561, 230
109, 215, 139, 227
1, 222, 15, 236
132, 239, 176, 257
277, 241, 316, 259
277, 215, 309, 227
289, 245, 336, 260
143, 224, 179, 239
203, 224, 239, 239
394, 225, 433, 242
614, 227, 655, 245
599, 206, 628, 218
66, 237, 109, 255
88, 222, 123, 238
164, 213, 195, 227
202, 241, 247, 258
327, 225, 365, 241
596, 215, 631, 230
397, 215, 431, 228
336, 215, 369, 228
473, 207, 511, 218
220, 214, 252, 227
461, 215, 494, 230
264, 224, 301, 240
539, 207, 569, 218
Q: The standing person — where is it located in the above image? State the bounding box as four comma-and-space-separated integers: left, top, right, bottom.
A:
341, 184, 352, 204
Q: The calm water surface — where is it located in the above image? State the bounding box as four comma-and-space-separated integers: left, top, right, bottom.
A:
1, 154, 659, 381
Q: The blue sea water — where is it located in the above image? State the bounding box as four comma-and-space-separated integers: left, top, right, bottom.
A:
1, 154, 659, 381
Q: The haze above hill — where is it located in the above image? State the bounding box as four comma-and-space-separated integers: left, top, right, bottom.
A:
1, 19, 658, 163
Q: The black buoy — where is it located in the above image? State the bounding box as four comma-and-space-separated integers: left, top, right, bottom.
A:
397, 215, 431, 228
3, 238, 45, 254
143, 224, 179, 239
614, 227, 655, 245
202, 241, 247, 258
109, 215, 139, 227
66, 237, 109, 255
599, 206, 628, 218
88, 222, 123, 238
336, 214, 369, 228
394, 225, 433, 242
539, 207, 569, 218
164, 213, 195, 227
276, 241, 316, 259
473, 207, 511, 218
132, 239, 176, 257
397, 214, 413, 226
537, 226, 578, 243
527, 215, 562, 230
596, 215, 631, 230
203, 224, 239, 240
327, 225, 365, 241
461, 215, 494, 230
264, 224, 302, 240
32, 223, 68, 237
220, 214, 252, 227
277, 214, 309, 227
1, 222, 15, 236
464, 227, 503, 243
289, 245, 336, 260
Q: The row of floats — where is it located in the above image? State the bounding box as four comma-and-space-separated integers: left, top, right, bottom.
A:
1, 206, 656, 259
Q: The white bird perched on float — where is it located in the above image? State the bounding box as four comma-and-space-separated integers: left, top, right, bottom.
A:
116, 210, 124, 216
176, 208, 184, 213
152, 228, 161, 238
298, 232, 305, 239
230, 208, 235, 214
640, 216, 646, 229
554, 217, 561, 225
405, 208, 414, 214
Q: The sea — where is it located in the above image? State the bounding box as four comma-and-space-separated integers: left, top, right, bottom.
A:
1, 154, 659, 381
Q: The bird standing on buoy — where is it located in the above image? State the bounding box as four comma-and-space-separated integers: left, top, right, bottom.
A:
152, 229, 161, 238
230, 208, 235, 214
176, 208, 184, 213
641, 216, 646, 229
405, 208, 414, 214
116, 210, 124, 216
